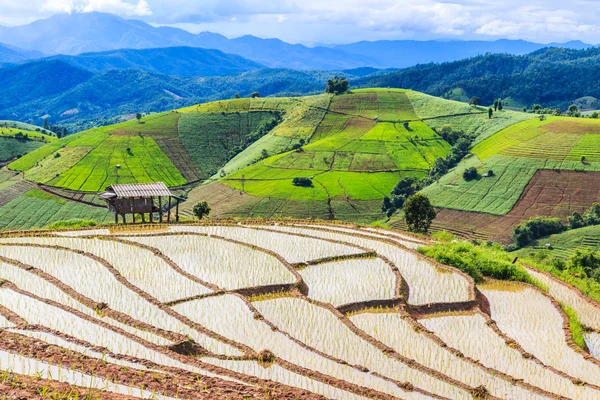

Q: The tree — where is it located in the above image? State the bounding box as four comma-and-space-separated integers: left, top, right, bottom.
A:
292, 177, 313, 187
569, 212, 586, 229
43, 119, 49, 130
592, 111, 599, 119
494, 99, 499, 111
498, 99, 503, 110
325, 76, 349, 95
567, 104, 580, 117
192, 201, 211, 220
488, 108, 493, 119
463, 167, 478, 181
234, 94, 241, 99
136, 113, 142, 123
404, 194, 436, 233
251, 92, 260, 98
469, 97, 481, 106
392, 177, 418, 198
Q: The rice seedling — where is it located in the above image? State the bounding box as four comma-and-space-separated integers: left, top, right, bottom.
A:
0, 349, 177, 399
126, 234, 296, 291
420, 313, 600, 399
3, 222, 600, 398
254, 297, 471, 399
480, 281, 600, 386
266, 225, 472, 305
298, 257, 395, 306
0, 244, 241, 356
353, 311, 592, 399
167, 225, 363, 263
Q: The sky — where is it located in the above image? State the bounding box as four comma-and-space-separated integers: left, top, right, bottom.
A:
2, 0, 600, 45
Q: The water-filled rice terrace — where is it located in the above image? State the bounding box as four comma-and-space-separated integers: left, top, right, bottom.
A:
1, 222, 600, 399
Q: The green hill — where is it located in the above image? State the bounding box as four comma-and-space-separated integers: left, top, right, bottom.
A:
0, 121, 56, 163
2, 88, 557, 229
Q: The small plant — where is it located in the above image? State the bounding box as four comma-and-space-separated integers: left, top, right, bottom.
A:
54, 152, 61, 158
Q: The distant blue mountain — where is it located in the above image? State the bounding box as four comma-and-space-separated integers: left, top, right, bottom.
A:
0, 12, 592, 70
0, 42, 43, 64
335, 39, 593, 68
45, 47, 264, 77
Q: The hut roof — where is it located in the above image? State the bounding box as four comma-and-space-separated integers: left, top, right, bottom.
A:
101, 182, 174, 199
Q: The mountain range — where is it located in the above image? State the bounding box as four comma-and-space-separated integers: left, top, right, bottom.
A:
0, 12, 594, 70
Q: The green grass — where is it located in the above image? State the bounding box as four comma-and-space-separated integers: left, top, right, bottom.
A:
562, 304, 586, 349
0, 189, 112, 230
0, 126, 57, 142
179, 111, 279, 178
0, 120, 55, 136
405, 90, 482, 119
419, 241, 533, 283
0, 137, 46, 162
24, 146, 92, 184
361, 121, 440, 141
52, 134, 186, 192
421, 155, 542, 215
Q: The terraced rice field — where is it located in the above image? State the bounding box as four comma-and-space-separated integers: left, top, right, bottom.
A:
1, 221, 599, 398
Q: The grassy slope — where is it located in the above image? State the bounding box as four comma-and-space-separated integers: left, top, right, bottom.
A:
0, 189, 112, 230
221, 89, 453, 202
0, 122, 57, 162
423, 116, 600, 215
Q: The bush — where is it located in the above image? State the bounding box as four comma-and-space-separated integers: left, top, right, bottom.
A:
325, 76, 349, 94
292, 177, 313, 187
512, 217, 566, 248
46, 219, 98, 229
462, 167, 478, 181
568, 212, 585, 229
419, 241, 532, 283
192, 201, 211, 220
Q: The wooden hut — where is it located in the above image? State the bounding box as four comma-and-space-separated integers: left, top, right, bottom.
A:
99, 182, 183, 224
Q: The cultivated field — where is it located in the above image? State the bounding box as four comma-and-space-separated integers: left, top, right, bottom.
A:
0, 221, 599, 398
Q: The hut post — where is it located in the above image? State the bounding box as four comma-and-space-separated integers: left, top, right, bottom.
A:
176, 199, 180, 222
159, 196, 163, 223
168, 196, 172, 223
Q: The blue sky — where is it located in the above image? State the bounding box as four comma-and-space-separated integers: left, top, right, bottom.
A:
2, 0, 600, 44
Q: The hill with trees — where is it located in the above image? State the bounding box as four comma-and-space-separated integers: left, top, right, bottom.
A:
358, 47, 600, 111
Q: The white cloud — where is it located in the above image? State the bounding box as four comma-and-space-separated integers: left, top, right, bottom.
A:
40, 0, 152, 16
2, 0, 600, 43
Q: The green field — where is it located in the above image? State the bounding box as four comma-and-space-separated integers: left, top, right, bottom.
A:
425, 116, 600, 215
0, 189, 112, 230
5, 88, 573, 227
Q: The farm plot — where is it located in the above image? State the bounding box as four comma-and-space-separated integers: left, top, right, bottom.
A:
352, 312, 555, 399
265, 225, 472, 305
254, 297, 471, 399
0, 137, 45, 163
4, 222, 600, 398
0, 244, 241, 356
52, 134, 186, 191
479, 280, 600, 386
0, 189, 112, 230
125, 234, 297, 291
298, 257, 395, 306
179, 111, 279, 178
420, 312, 599, 399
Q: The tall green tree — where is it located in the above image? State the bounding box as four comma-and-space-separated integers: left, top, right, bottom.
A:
469, 97, 481, 106
326, 76, 349, 95
404, 194, 437, 233
193, 201, 211, 220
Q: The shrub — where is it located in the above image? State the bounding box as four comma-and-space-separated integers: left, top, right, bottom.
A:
46, 219, 98, 229
54, 152, 61, 159
463, 167, 478, 181
568, 212, 585, 229
192, 201, 211, 220
487, 170, 494, 177
512, 217, 566, 248
419, 241, 531, 283
292, 177, 313, 187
